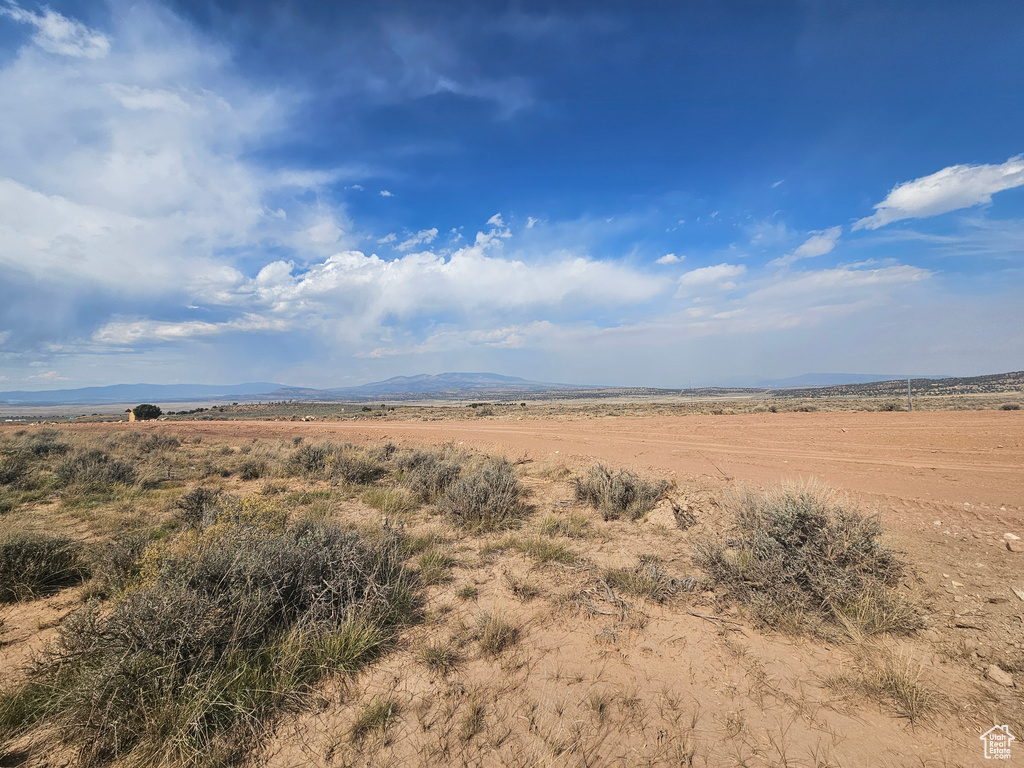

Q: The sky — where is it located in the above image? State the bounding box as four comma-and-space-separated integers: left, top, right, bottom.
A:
1, 0, 1023, 389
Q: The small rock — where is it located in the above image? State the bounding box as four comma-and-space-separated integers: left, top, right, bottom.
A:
954, 617, 984, 629
986, 665, 1015, 687
1012, 587, 1024, 602
952, 581, 964, 587
1008, 540, 1024, 553
1006, 533, 1021, 541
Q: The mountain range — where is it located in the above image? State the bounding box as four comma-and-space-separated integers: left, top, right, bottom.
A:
0, 371, 1003, 406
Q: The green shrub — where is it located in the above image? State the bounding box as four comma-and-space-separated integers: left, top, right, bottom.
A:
396, 448, 464, 502
20, 429, 70, 456
0, 507, 416, 765
332, 447, 387, 485
132, 404, 162, 421
693, 484, 920, 639
172, 487, 221, 528
436, 458, 527, 532
239, 458, 268, 481
1000, 403, 1021, 411
574, 465, 669, 521
0, 450, 30, 487
54, 449, 137, 489
0, 533, 88, 603
289, 441, 338, 478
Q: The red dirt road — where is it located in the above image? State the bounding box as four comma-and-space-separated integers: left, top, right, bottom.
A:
67, 410, 1024, 508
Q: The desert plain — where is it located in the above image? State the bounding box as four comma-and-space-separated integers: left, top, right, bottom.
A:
1, 406, 1022, 767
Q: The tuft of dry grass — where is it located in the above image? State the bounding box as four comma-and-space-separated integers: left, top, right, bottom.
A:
503, 569, 541, 602
602, 555, 681, 604
574, 464, 669, 521
472, 611, 520, 657
349, 699, 401, 745
539, 514, 590, 538
417, 640, 460, 674
825, 647, 935, 723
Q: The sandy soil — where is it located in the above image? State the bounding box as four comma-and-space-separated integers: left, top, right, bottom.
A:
3, 412, 1022, 767
61, 410, 1024, 507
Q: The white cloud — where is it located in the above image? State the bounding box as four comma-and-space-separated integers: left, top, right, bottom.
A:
166, 243, 669, 348
769, 226, 842, 267
377, 233, 397, 244
1, 2, 110, 59
487, 213, 505, 227
853, 156, 1024, 230
93, 314, 292, 346
379, 189, 394, 197
0, 2, 357, 299
656, 253, 682, 265
30, 370, 69, 381
526, 216, 539, 229
396, 227, 439, 252
674, 263, 746, 296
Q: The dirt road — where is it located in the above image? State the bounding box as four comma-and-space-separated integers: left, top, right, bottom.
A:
62, 410, 1024, 508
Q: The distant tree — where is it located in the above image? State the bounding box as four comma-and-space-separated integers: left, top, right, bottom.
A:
132, 404, 162, 421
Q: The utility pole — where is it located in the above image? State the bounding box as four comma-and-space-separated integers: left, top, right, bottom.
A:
907, 378, 912, 412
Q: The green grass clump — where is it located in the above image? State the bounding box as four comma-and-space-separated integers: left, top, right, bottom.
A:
574, 465, 669, 521
361, 486, 416, 517
0, 501, 416, 766
0, 533, 88, 603
436, 458, 528, 532
693, 484, 920, 639
417, 548, 457, 586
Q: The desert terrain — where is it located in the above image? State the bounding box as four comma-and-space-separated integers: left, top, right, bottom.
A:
1, 408, 1022, 767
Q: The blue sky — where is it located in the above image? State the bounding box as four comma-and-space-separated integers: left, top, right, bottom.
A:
1, 0, 1022, 389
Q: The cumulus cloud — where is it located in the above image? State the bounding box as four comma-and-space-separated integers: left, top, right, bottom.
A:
377, 233, 397, 244
85, 241, 667, 351
656, 253, 682, 265
674, 263, 746, 296
853, 156, 1024, 230
379, 189, 394, 197
770, 226, 842, 267
1, 2, 110, 58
